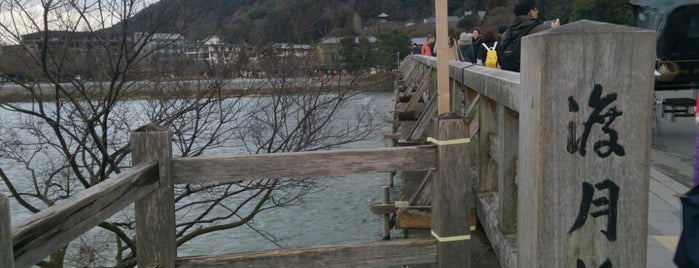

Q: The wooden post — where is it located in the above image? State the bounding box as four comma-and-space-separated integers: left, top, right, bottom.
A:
432, 114, 470, 268
478, 98, 497, 193
518, 20, 655, 267
382, 186, 391, 240
497, 105, 518, 234
1, 194, 14, 268
132, 123, 176, 268
435, 0, 450, 114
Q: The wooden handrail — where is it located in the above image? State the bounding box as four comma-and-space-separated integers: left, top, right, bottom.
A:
11, 162, 158, 268
171, 145, 437, 184
411, 56, 521, 112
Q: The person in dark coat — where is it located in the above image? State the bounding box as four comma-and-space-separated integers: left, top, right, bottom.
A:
469, 28, 482, 64
411, 43, 421, 54
499, 0, 560, 71
506, 0, 559, 37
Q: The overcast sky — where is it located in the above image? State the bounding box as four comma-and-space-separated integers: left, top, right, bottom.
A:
0, 0, 157, 44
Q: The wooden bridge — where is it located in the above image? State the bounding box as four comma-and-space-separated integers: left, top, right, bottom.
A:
1, 20, 656, 267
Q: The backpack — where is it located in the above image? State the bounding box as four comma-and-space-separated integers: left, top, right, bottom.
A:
482, 42, 498, 68
497, 22, 540, 72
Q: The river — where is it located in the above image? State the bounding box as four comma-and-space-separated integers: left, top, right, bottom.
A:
0, 90, 402, 265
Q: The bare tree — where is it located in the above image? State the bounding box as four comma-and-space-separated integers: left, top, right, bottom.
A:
0, 1, 379, 267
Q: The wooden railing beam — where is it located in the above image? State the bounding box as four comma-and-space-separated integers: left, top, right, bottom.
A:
11, 163, 158, 268
175, 238, 436, 268
172, 146, 436, 184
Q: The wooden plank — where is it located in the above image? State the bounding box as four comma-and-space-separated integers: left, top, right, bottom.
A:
451, 81, 465, 114
478, 98, 497, 193
383, 134, 402, 140
172, 146, 437, 184
399, 60, 419, 90
399, 120, 416, 139
12, 163, 159, 268
396, 208, 432, 229
475, 193, 518, 268
432, 115, 471, 268
175, 238, 437, 268
402, 63, 427, 96
403, 75, 433, 112
407, 92, 438, 141
466, 95, 480, 141
370, 204, 431, 215
409, 170, 434, 206
131, 123, 176, 268
370, 203, 397, 214
463, 94, 480, 122
497, 105, 518, 234
1, 195, 14, 268
518, 21, 655, 267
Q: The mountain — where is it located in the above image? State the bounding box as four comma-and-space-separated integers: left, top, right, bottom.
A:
122, 0, 445, 44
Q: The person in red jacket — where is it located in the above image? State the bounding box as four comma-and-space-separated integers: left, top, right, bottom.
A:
421, 34, 435, 56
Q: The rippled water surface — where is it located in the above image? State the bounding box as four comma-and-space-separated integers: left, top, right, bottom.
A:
1, 90, 402, 261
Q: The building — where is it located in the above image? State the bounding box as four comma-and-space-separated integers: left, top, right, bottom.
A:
378, 13, 389, 23
17, 31, 133, 81
184, 35, 239, 65
20, 31, 130, 53
135, 32, 185, 63
273, 43, 313, 58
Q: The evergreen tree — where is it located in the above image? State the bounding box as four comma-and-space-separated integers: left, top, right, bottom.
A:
570, 0, 633, 25
373, 31, 411, 70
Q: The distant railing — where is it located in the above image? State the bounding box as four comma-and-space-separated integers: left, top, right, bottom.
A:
394, 20, 656, 267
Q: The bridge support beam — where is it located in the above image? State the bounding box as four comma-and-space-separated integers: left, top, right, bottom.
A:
518, 20, 656, 267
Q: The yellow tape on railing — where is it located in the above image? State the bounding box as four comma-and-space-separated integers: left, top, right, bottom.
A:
426, 137, 470, 146
431, 230, 471, 242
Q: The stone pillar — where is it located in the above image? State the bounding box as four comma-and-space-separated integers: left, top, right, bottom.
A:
518, 20, 656, 267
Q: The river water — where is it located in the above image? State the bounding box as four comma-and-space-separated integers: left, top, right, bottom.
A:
176, 90, 404, 256
0, 90, 403, 263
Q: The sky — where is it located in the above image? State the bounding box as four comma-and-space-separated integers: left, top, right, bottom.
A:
0, 0, 158, 45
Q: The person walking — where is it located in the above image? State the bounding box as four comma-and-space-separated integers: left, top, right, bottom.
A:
499, 0, 560, 71
444, 36, 459, 61
694, 96, 699, 186
469, 28, 482, 64
411, 43, 421, 54
477, 30, 499, 68
674, 96, 699, 267
421, 34, 435, 56
457, 32, 471, 62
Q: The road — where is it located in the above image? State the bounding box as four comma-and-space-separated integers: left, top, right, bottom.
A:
652, 90, 698, 187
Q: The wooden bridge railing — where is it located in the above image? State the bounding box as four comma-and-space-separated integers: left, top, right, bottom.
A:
393, 20, 656, 267
2, 20, 656, 268
1, 118, 470, 267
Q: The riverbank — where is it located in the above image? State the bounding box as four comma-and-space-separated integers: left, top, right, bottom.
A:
0, 72, 395, 102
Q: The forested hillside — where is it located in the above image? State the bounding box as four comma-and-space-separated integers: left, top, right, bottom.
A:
123, 0, 634, 44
